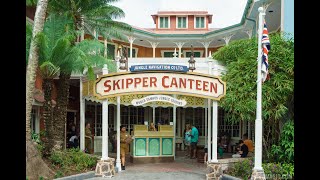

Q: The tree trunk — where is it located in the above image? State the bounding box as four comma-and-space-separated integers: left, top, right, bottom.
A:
52, 73, 71, 151
42, 79, 53, 155
26, 0, 48, 142
26, 0, 51, 179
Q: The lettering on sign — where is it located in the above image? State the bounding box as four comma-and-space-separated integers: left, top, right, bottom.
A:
131, 95, 187, 106
94, 72, 226, 100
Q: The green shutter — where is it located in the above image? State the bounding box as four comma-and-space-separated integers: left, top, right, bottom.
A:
178, 17, 182, 28
165, 17, 168, 28
160, 17, 163, 28
196, 17, 200, 28
201, 17, 204, 28
183, 17, 186, 28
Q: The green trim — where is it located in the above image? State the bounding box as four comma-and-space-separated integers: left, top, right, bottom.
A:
132, 0, 254, 38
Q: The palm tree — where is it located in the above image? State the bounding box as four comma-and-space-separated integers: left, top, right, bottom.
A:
26, 0, 48, 143
47, 0, 131, 150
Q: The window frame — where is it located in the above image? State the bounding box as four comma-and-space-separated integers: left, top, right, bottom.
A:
176, 16, 188, 29
158, 16, 170, 29
194, 16, 206, 29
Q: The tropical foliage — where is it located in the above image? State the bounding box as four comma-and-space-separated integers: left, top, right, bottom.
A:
271, 121, 294, 163
213, 33, 294, 154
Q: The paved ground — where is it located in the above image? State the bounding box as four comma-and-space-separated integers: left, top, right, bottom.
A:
86, 151, 233, 180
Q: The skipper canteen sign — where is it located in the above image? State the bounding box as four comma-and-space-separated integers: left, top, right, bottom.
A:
94, 72, 226, 100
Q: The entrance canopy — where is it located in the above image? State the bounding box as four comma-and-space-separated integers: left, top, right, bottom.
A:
94, 71, 226, 101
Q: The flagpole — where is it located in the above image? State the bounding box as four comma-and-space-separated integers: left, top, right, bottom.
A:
254, 6, 265, 172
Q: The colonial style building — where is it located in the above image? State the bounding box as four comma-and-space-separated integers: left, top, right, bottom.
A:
27, 0, 284, 156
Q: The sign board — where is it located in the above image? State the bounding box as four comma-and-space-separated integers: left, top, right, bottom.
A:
130, 64, 189, 72
131, 95, 187, 106
94, 72, 226, 100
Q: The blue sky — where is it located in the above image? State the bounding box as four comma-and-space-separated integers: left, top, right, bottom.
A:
111, 0, 247, 28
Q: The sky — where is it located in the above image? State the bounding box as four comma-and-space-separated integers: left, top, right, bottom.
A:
111, 0, 248, 28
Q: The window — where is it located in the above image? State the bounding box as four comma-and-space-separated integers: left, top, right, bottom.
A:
159, 17, 169, 28
177, 17, 187, 28
185, 51, 201, 58
30, 107, 39, 133
195, 17, 205, 28
155, 107, 173, 125
120, 46, 137, 58
107, 44, 115, 60
218, 108, 240, 138
163, 52, 175, 57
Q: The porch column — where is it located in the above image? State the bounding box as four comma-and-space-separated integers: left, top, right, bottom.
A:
104, 39, 108, 58
222, 34, 234, 46
173, 95, 177, 160
207, 57, 213, 161
204, 99, 207, 144
80, 77, 85, 151
148, 41, 159, 58
127, 36, 136, 58
200, 41, 211, 57
181, 108, 185, 150
207, 100, 212, 161
175, 42, 185, 58
101, 65, 109, 160
211, 101, 218, 163
152, 103, 155, 124
116, 96, 121, 171
177, 108, 181, 137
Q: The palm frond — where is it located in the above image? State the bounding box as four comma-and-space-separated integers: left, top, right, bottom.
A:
39, 61, 60, 79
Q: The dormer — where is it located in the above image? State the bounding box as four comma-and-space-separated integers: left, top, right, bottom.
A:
151, 11, 212, 31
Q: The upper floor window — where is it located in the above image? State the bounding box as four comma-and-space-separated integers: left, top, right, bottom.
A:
177, 17, 187, 28
195, 16, 205, 28
159, 16, 169, 28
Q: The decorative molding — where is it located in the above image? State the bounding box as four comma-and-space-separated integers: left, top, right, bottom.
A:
127, 36, 136, 44
244, 29, 253, 39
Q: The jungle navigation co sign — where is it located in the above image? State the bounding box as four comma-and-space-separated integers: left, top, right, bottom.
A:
129, 64, 189, 72
94, 72, 226, 101
131, 95, 187, 106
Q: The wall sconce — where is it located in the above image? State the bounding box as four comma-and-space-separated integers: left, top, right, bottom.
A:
119, 46, 128, 71
188, 45, 196, 72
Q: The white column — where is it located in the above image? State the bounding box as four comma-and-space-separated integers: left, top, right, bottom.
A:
207, 100, 212, 162
200, 41, 211, 57
204, 100, 207, 144
147, 41, 159, 58
104, 39, 108, 58
181, 108, 185, 150
254, 7, 265, 171
80, 77, 85, 151
244, 30, 253, 39
152, 104, 155, 124
177, 108, 181, 137
207, 57, 213, 162
101, 65, 109, 160
173, 95, 177, 160
116, 96, 121, 171
222, 34, 234, 45
127, 36, 136, 58
175, 42, 185, 58
211, 101, 218, 163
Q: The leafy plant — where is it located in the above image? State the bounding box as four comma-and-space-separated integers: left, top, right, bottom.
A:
227, 158, 254, 179
213, 33, 294, 156
262, 163, 294, 180
49, 148, 98, 176
271, 121, 294, 163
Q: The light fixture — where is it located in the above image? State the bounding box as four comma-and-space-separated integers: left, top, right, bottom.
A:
188, 45, 196, 72
119, 46, 128, 71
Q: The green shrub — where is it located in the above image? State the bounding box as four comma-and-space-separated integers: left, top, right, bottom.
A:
49, 148, 98, 176
227, 158, 254, 179
262, 163, 294, 179
271, 121, 294, 163
226, 159, 294, 179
